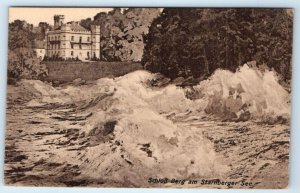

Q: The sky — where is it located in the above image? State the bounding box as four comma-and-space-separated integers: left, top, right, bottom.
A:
9, 7, 113, 26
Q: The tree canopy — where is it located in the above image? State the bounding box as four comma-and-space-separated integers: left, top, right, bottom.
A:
81, 8, 161, 62
8, 20, 48, 83
142, 8, 293, 82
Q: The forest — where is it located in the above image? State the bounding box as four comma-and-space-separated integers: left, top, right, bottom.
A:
142, 8, 293, 84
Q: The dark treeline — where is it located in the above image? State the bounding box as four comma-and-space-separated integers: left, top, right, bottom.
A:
142, 8, 293, 83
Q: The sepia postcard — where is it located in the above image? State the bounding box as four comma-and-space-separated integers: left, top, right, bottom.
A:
5, 7, 293, 188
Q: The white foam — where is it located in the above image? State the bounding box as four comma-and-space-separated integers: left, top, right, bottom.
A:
19, 63, 290, 182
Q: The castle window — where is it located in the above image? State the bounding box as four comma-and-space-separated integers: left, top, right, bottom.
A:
87, 37, 90, 42
79, 37, 82, 42
58, 44, 60, 49
55, 36, 57, 40
79, 44, 82, 49
71, 36, 74, 41
71, 51, 74, 56
87, 52, 90, 59
71, 43, 73, 49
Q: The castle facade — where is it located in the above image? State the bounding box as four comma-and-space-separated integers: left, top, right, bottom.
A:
45, 15, 100, 61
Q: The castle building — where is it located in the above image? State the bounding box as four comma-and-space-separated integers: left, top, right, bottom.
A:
45, 15, 100, 61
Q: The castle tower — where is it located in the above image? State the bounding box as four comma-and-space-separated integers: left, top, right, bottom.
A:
90, 25, 101, 59
54, 15, 65, 29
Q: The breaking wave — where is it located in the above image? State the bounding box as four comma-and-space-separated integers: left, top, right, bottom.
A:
194, 64, 290, 122
19, 63, 290, 186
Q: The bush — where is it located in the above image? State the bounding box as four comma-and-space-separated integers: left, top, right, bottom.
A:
8, 47, 48, 83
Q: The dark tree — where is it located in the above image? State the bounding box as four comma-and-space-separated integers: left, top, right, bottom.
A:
92, 8, 160, 61
80, 18, 92, 30
142, 8, 293, 82
38, 22, 52, 39
8, 20, 48, 83
9, 20, 35, 50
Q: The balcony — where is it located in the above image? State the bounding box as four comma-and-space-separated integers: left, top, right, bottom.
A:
70, 41, 92, 45
49, 40, 61, 44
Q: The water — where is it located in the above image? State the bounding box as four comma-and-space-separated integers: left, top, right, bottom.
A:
4, 65, 290, 188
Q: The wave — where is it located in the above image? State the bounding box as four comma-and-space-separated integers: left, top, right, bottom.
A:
18, 63, 290, 185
